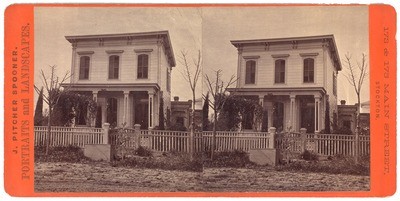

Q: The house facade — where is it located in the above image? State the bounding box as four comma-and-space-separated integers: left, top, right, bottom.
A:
228, 35, 341, 133
62, 31, 175, 129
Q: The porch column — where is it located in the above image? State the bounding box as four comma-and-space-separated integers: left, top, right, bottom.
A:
92, 91, 98, 102
258, 96, 264, 131
123, 91, 129, 126
148, 91, 154, 129
314, 95, 321, 133
265, 102, 274, 129
101, 103, 106, 125
289, 95, 296, 131
91, 91, 98, 127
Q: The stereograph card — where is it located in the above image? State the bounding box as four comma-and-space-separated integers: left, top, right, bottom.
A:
3, 3, 397, 197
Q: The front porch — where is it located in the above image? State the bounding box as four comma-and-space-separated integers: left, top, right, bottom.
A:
232, 89, 327, 133
64, 83, 162, 129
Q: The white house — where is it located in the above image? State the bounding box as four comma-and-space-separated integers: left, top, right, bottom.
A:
228, 35, 342, 133
62, 31, 175, 129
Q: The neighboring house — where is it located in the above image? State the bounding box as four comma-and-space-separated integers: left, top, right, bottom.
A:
360, 100, 370, 113
62, 31, 175, 129
170, 96, 192, 129
337, 100, 370, 135
170, 96, 203, 130
228, 35, 341, 133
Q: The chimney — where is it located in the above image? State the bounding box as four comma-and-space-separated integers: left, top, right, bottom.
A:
340, 100, 346, 105
174, 96, 179, 101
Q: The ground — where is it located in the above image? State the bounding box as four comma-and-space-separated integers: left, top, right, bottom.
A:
35, 162, 370, 192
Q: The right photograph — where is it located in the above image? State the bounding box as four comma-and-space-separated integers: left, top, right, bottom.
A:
201, 5, 370, 191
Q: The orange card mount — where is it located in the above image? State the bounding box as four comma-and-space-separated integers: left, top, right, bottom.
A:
3, 4, 397, 197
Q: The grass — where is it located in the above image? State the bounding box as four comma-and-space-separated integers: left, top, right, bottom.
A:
276, 154, 370, 176
35, 146, 91, 163
203, 150, 256, 168
111, 151, 203, 172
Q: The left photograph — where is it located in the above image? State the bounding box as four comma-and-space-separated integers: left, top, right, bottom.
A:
34, 7, 205, 192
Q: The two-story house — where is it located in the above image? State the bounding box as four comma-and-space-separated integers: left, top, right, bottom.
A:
228, 35, 341, 133
62, 31, 175, 129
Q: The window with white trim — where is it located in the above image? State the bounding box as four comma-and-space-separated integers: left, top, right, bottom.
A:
108, 55, 120, 79
275, 59, 285, 83
245, 60, 256, 84
79, 56, 90, 80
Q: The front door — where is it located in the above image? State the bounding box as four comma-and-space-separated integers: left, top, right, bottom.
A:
273, 102, 284, 132
300, 103, 315, 133
107, 98, 118, 128
135, 102, 149, 129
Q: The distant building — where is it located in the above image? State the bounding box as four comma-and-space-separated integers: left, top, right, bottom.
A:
337, 100, 370, 135
170, 96, 203, 130
170, 96, 191, 129
61, 31, 175, 129
228, 35, 341, 133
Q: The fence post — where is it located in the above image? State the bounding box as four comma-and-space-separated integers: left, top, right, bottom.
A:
300, 128, 307, 152
102, 123, 110, 144
355, 127, 360, 164
269, 127, 276, 149
134, 124, 141, 149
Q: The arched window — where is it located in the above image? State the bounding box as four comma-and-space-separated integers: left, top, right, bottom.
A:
108, 55, 120, 79
303, 58, 314, 83
79, 56, 90, 79
275, 59, 285, 83
137, 54, 149, 79
245, 60, 256, 84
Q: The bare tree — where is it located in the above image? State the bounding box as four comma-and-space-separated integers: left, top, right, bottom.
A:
178, 50, 202, 158
343, 53, 368, 164
342, 53, 368, 131
34, 65, 71, 155
204, 69, 237, 160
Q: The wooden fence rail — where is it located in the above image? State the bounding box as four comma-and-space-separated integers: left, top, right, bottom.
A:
35, 126, 370, 157
34, 126, 103, 148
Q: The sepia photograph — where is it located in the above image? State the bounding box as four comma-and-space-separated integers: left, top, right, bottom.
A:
33, 5, 370, 192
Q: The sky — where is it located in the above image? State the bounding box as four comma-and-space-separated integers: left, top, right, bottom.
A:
35, 5, 369, 106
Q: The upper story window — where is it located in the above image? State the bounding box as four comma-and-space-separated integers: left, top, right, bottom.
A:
275, 59, 286, 83
137, 54, 149, 79
108, 55, 120, 79
245, 60, 256, 84
79, 56, 90, 80
303, 58, 314, 83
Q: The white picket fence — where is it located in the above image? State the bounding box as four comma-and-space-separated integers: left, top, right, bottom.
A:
275, 132, 370, 156
34, 126, 370, 157
34, 126, 103, 148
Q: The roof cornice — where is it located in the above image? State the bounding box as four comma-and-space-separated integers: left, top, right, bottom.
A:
65, 31, 176, 67
231, 35, 341, 71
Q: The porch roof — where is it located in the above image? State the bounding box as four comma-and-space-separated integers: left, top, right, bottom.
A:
61, 83, 160, 93
226, 87, 326, 96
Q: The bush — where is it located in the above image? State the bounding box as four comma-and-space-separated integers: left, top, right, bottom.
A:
135, 146, 153, 157
276, 154, 370, 176
300, 150, 318, 161
35, 145, 91, 163
112, 151, 203, 172
203, 150, 254, 168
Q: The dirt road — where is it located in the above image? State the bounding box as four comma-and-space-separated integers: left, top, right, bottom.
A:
34, 162, 369, 192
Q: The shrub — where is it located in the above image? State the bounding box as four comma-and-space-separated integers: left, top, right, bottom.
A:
112, 151, 203, 172
135, 146, 153, 157
203, 150, 254, 168
300, 150, 319, 161
276, 154, 370, 176
35, 145, 91, 163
